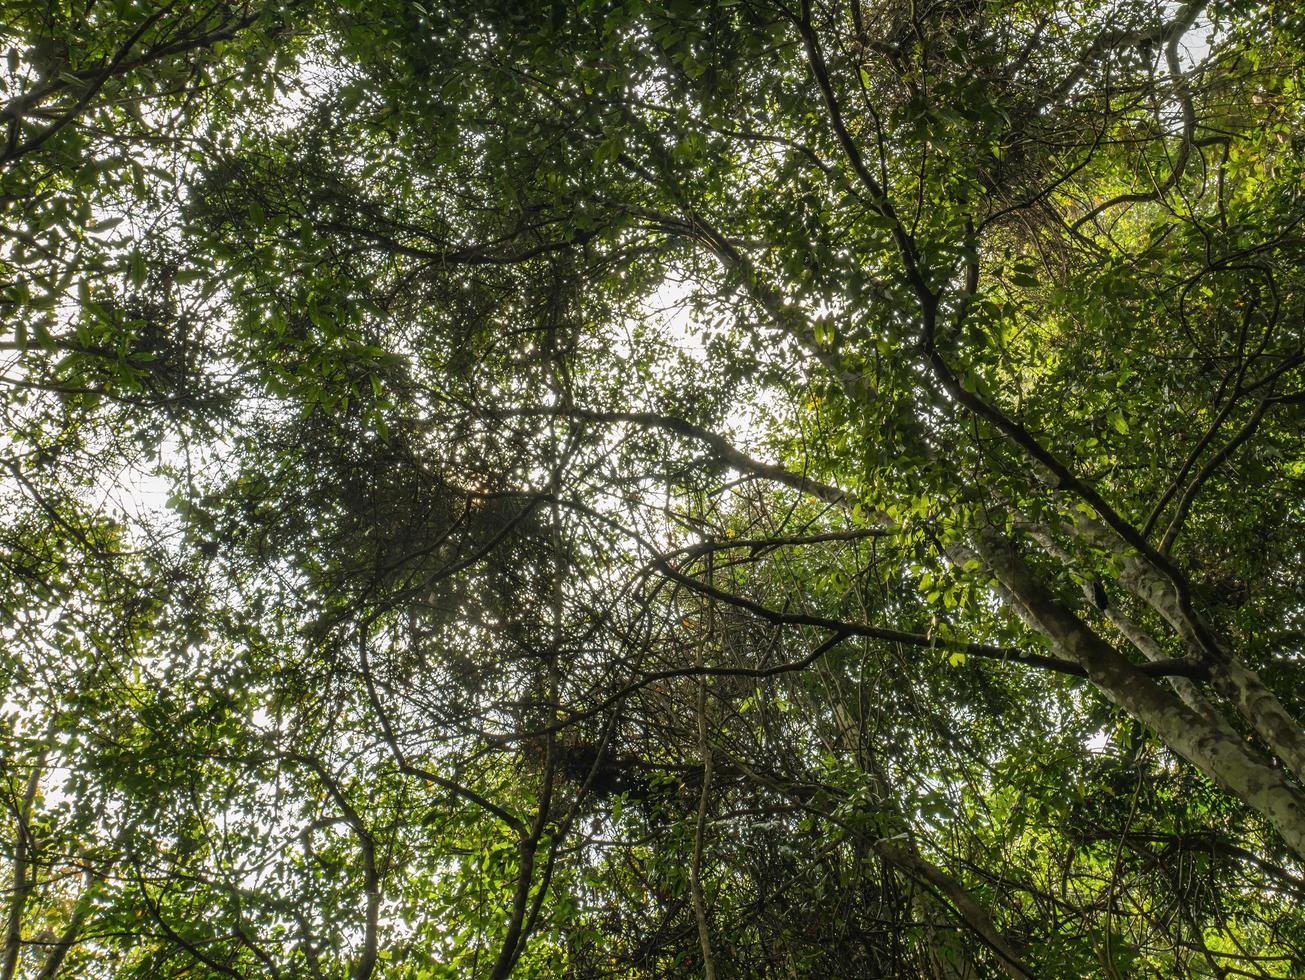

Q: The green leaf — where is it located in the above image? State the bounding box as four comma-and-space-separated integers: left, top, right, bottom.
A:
129, 250, 148, 287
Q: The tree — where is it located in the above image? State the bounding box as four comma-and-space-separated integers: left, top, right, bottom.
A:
3, 0, 1305, 975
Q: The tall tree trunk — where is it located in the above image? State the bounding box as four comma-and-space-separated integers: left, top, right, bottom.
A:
973, 530, 1305, 859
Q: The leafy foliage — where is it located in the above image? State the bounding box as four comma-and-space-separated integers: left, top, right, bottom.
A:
3, 0, 1305, 976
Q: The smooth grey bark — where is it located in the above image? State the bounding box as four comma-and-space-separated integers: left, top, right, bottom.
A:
1019, 520, 1224, 726
1076, 515, 1305, 785
973, 529, 1305, 860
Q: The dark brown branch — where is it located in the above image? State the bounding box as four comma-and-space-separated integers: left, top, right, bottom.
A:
653, 552, 1207, 681
1160, 398, 1270, 553
795, 0, 933, 304
490, 404, 850, 506
356, 633, 527, 835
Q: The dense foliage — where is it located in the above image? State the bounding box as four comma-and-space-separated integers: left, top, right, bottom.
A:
3, 0, 1305, 975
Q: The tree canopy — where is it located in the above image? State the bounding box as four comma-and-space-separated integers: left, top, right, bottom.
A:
3, 0, 1305, 975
